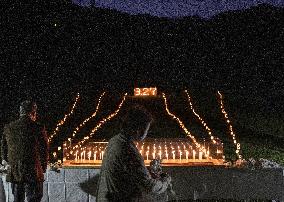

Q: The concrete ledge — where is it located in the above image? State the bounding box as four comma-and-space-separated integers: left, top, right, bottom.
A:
47, 169, 65, 182
1, 166, 284, 201
65, 169, 88, 183
48, 182, 65, 202
66, 183, 89, 202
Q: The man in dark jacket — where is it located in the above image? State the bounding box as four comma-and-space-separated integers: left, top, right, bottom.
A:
96, 105, 171, 202
1, 100, 49, 202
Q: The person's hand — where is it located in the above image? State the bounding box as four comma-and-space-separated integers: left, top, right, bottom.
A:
0, 160, 10, 173
161, 173, 171, 184
1, 160, 8, 167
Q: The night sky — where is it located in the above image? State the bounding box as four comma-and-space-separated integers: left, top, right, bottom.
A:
0, 1, 283, 143
72, 0, 284, 18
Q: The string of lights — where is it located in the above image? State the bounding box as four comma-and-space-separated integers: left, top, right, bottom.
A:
71, 92, 106, 138
162, 93, 207, 154
72, 93, 128, 149
184, 90, 218, 144
49, 93, 80, 142
217, 91, 241, 159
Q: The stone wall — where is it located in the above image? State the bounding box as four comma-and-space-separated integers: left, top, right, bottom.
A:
1, 166, 284, 201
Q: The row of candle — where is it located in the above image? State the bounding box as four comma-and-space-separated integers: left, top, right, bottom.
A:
74, 150, 105, 162
70, 148, 212, 162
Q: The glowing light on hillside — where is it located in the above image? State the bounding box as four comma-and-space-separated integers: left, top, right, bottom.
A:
72, 92, 106, 138
72, 93, 127, 149
217, 91, 241, 159
49, 93, 80, 142
184, 90, 218, 144
162, 93, 207, 154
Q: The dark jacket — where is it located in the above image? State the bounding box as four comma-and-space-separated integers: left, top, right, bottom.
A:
1, 115, 49, 183
96, 133, 169, 202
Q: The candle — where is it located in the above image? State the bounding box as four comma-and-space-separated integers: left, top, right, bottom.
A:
172, 151, 175, 160
99, 152, 102, 160
166, 152, 169, 160
102, 151, 104, 160
75, 151, 78, 162
80, 152, 83, 161
140, 150, 143, 155
179, 151, 182, 161
193, 150, 196, 160
94, 151, 97, 161
159, 151, 162, 159
152, 152, 155, 159
199, 151, 202, 160
146, 151, 149, 160
207, 148, 210, 156
186, 150, 189, 160
68, 138, 72, 148
88, 151, 91, 161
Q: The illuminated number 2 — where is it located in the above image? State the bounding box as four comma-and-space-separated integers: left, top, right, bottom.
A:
142, 88, 148, 95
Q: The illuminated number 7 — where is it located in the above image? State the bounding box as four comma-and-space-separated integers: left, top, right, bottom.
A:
151, 88, 157, 95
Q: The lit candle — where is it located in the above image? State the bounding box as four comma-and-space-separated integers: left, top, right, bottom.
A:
88, 151, 91, 161
152, 152, 155, 159
172, 151, 175, 160
83, 151, 86, 161
146, 151, 149, 160
140, 150, 143, 155
68, 138, 72, 147
80, 152, 83, 161
193, 150, 196, 160
179, 151, 182, 161
75, 151, 78, 162
102, 151, 104, 160
166, 152, 169, 160
159, 151, 162, 159
94, 151, 97, 161
199, 151, 202, 160
99, 152, 102, 160
186, 150, 189, 160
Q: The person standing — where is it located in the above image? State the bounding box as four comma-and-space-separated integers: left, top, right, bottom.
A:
1, 100, 49, 202
96, 105, 171, 202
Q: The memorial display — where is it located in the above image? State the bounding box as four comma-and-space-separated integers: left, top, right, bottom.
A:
48, 88, 237, 168
63, 137, 224, 166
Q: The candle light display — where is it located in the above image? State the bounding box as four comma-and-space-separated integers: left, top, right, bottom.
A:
217, 91, 242, 159
49, 93, 80, 142
184, 90, 218, 144
72, 93, 127, 149
162, 93, 207, 154
63, 138, 224, 166
134, 87, 157, 96
58, 89, 229, 168
72, 92, 106, 138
